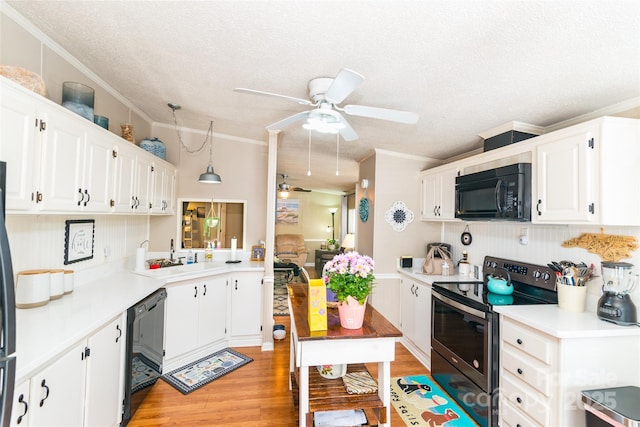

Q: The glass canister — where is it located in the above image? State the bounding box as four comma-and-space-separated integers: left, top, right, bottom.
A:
62, 82, 94, 121
152, 137, 166, 160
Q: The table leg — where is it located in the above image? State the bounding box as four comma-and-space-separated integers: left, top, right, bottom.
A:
378, 361, 391, 427
299, 365, 309, 427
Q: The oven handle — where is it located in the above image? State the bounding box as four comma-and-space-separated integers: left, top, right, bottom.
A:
432, 290, 487, 319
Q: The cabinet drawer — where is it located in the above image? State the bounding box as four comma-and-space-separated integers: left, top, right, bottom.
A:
502, 345, 552, 396
501, 373, 550, 426
500, 398, 543, 427
502, 320, 555, 364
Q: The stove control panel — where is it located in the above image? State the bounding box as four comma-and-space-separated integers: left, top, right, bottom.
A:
484, 256, 556, 292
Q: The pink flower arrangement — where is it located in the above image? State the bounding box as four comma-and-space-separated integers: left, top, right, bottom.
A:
324, 251, 375, 304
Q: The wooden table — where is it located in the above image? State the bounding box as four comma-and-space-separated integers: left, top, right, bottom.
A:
288, 283, 402, 426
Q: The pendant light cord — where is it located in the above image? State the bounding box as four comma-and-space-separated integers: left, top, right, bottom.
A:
171, 107, 213, 155
335, 133, 340, 176
307, 130, 312, 176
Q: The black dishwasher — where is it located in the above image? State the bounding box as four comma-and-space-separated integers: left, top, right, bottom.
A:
122, 288, 166, 426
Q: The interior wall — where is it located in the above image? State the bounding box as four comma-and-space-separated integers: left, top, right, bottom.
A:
371, 151, 441, 272
274, 191, 343, 258
0, 8, 151, 141
149, 124, 268, 253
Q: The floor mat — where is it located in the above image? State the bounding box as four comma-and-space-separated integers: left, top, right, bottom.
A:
162, 348, 252, 394
391, 375, 479, 427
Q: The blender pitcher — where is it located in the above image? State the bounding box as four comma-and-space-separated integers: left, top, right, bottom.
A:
597, 262, 638, 326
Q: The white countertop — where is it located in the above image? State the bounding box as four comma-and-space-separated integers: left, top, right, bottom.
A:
397, 259, 483, 285
494, 304, 640, 339
398, 260, 640, 341
15, 259, 265, 382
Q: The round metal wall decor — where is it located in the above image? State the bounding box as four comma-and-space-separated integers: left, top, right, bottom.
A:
384, 201, 414, 232
359, 197, 370, 222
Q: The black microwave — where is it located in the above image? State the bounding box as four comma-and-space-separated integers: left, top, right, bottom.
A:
455, 163, 531, 221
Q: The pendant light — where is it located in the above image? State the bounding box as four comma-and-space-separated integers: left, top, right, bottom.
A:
168, 103, 222, 184
198, 121, 222, 184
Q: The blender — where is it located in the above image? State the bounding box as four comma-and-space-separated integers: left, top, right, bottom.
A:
597, 262, 638, 326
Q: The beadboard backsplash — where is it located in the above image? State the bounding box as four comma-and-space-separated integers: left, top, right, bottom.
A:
441, 222, 640, 308
5, 215, 148, 276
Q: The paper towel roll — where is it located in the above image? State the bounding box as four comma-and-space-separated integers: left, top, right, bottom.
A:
230, 237, 237, 261
136, 247, 147, 271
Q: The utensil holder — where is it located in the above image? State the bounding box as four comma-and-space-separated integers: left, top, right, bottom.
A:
557, 283, 587, 312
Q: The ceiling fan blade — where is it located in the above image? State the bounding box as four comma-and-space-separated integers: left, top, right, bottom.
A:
324, 69, 365, 104
234, 88, 313, 106
291, 187, 311, 192
343, 104, 419, 124
334, 112, 358, 141
266, 111, 311, 131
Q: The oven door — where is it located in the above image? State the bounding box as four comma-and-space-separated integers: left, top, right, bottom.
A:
431, 289, 491, 392
431, 289, 497, 427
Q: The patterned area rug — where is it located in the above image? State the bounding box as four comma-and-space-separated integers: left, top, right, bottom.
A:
162, 348, 252, 394
131, 355, 161, 392
273, 270, 290, 316
391, 375, 478, 427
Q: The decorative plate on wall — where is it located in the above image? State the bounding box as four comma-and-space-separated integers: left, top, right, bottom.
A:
384, 201, 414, 232
359, 197, 370, 222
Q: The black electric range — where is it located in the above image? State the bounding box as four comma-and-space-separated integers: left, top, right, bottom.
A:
430, 256, 558, 427
432, 255, 558, 311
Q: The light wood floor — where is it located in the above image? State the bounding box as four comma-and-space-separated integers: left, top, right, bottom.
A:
128, 315, 428, 426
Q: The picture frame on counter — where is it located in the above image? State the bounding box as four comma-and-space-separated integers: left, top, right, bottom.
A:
250, 245, 265, 261
64, 219, 95, 264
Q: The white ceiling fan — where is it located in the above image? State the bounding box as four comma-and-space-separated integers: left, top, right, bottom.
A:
235, 68, 418, 141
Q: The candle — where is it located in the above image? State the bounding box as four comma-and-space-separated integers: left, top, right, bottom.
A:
230, 237, 237, 261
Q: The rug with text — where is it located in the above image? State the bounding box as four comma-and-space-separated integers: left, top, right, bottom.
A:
391, 375, 478, 427
162, 348, 252, 394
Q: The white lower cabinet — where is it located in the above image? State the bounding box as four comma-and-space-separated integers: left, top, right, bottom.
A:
499, 316, 640, 427
10, 380, 31, 426
14, 314, 125, 427
164, 276, 228, 362
399, 278, 431, 367
229, 272, 263, 343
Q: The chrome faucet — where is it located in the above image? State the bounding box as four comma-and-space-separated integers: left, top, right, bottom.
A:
170, 239, 175, 261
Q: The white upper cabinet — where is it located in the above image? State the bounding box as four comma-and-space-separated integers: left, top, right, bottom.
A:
0, 80, 42, 211
534, 117, 640, 225
1, 78, 175, 215
38, 109, 115, 212
420, 164, 459, 221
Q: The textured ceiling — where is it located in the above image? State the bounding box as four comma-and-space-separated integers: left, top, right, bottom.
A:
6, 0, 640, 192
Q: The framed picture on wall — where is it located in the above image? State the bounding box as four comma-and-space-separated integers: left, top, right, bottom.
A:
250, 245, 265, 261
276, 199, 299, 224
64, 219, 95, 264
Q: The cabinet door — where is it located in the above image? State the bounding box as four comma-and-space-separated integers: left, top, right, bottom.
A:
84, 314, 126, 427
134, 155, 153, 213
400, 279, 416, 341
230, 273, 262, 338
198, 277, 228, 346
111, 142, 137, 213
0, 82, 40, 211
9, 380, 30, 427
29, 341, 86, 426
164, 284, 198, 360
534, 125, 597, 223
37, 109, 86, 212
150, 163, 175, 214
414, 283, 431, 353
81, 128, 115, 212
420, 173, 439, 220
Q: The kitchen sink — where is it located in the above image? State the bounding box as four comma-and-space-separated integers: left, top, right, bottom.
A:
146, 258, 183, 268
